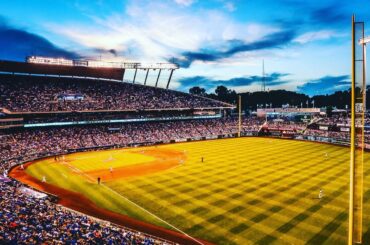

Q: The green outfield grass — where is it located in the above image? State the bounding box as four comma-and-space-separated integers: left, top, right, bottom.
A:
25, 137, 370, 245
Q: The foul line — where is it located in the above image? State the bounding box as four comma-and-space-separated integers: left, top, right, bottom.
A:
58, 159, 205, 245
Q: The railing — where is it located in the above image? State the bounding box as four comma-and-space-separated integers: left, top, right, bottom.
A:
294, 135, 351, 146
23, 114, 223, 128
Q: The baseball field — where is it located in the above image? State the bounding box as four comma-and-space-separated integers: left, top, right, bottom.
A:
10, 137, 370, 245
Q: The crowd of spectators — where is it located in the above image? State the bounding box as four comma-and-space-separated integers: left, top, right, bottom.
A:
263, 120, 306, 132
0, 180, 164, 244
303, 129, 350, 141
313, 114, 370, 127
262, 116, 370, 143
0, 118, 262, 168
0, 75, 231, 112
305, 115, 370, 142
315, 115, 349, 126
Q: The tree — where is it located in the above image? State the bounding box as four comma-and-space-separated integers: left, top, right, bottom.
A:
211, 86, 237, 104
188, 84, 355, 110
326, 106, 333, 117
239, 90, 309, 110
189, 86, 206, 96
215, 86, 229, 98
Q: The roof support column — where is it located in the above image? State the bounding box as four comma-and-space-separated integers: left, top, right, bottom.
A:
133, 68, 137, 84
155, 69, 162, 87
166, 69, 174, 89
144, 69, 149, 85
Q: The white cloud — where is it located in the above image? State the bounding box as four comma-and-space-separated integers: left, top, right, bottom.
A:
173, 0, 195, 7
293, 30, 338, 44
222, 22, 280, 43
44, 0, 308, 92
224, 2, 236, 12
47, 1, 280, 63
228, 78, 307, 94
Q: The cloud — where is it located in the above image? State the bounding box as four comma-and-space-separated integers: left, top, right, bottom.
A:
173, 29, 296, 68
93, 48, 118, 57
48, 1, 284, 65
297, 75, 350, 96
293, 30, 338, 44
177, 72, 290, 91
173, 0, 196, 7
0, 19, 79, 61
224, 2, 236, 12
178, 74, 352, 96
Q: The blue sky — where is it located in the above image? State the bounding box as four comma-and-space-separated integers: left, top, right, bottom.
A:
0, 0, 369, 96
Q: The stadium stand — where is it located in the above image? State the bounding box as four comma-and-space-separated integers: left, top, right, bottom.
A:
0, 118, 262, 167
0, 74, 232, 112
0, 69, 235, 244
0, 180, 161, 244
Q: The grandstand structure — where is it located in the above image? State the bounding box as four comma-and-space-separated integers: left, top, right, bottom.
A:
1, 55, 179, 88
0, 58, 234, 131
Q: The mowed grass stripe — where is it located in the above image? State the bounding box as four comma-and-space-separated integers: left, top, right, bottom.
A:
258, 166, 370, 244
112, 140, 352, 243
126, 151, 347, 219
128, 156, 350, 241
27, 138, 370, 245
118, 138, 364, 243
113, 140, 352, 241
128, 142, 335, 200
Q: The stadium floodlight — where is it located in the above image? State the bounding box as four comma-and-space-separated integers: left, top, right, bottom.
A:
349, 15, 367, 245
359, 36, 370, 45
27, 56, 179, 70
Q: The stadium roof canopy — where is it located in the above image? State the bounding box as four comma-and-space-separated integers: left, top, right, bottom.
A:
0, 56, 179, 88
0, 60, 124, 80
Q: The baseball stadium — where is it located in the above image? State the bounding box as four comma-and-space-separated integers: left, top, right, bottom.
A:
1, 1, 370, 245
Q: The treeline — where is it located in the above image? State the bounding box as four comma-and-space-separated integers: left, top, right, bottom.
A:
189, 85, 368, 110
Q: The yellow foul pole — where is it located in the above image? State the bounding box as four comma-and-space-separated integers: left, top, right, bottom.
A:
349, 14, 356, 245
238, 95, 242, 137
349, 15, 366, 244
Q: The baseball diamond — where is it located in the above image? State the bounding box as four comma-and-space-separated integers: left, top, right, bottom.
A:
10, 137, 370, 245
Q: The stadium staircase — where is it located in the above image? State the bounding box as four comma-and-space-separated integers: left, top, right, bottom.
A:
257, 121, 267, 134
301, 117, 321, 134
